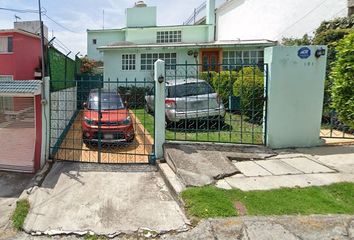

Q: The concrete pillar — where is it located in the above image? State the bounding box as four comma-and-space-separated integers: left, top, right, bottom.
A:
206, 0, 216, 41
154, 60, 166, 159
264, 46, 327, 149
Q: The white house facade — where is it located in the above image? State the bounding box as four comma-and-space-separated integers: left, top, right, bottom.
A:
87, 0, 276, 82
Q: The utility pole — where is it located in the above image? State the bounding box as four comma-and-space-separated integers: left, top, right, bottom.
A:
38, 0, 45, 79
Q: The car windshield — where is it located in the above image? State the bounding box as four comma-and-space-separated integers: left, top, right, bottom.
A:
88, 92, 125, 110
167, 82, 214, 98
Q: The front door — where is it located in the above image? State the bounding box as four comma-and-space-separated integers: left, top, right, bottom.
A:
202, 51, 219, 72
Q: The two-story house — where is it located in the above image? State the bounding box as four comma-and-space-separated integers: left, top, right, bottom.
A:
87, 0, 276, 82
0, 21, 47, 173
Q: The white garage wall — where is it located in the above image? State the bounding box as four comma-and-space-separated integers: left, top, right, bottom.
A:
216, 0, 348, 41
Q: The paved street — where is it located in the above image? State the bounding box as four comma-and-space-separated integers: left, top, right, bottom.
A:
0, 172, 33, 239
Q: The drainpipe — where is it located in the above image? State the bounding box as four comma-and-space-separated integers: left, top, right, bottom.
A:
206, 0, 216, 42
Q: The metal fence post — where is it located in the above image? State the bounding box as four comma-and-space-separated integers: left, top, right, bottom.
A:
41, 77, 51, 164
154, 59, 166, 159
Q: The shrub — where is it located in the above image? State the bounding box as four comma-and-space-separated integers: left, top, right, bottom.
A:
233, 67, 265, 123
330, 32, 354, 129
199, 70, 238, 103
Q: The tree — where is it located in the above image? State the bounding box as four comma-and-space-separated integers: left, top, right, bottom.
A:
281, 34, 312, 46
80, 57, 97, 74
330, 32, 354, 129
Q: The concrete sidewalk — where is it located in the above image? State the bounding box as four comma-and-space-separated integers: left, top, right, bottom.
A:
217, 145, 354, 191
23, 162, 188, 236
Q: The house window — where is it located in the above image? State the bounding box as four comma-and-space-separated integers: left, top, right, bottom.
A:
157, 31, 182, 43
0, 37, 13, 53
0, 75, 13, 81
92, 39, 97, 45
222, 50, 264, 70
141, 53, 177, 70
122, 54, 136, 70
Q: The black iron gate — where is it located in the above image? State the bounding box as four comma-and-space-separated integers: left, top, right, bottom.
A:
164, 63, 268, 145
49, 77, 156, 164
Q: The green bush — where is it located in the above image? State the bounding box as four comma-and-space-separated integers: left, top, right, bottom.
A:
330, 32, 354, 129
233, 67, 265, 123
199, 70, 237, 103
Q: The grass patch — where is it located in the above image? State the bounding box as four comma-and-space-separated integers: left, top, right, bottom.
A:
181, 183, 354, 219
134, 108, 263, 144
84, 234, 107, 240
12, 199, 30, 230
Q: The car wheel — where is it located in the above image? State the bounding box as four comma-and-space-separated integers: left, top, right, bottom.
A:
127, 135, 135, 143
145, 103, 152, 114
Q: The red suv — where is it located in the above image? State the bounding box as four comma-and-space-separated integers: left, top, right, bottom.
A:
82, 89, 135, 144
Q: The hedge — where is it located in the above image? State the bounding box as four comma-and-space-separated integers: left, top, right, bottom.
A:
330, 32, 354, 129
233, 67, 265, 123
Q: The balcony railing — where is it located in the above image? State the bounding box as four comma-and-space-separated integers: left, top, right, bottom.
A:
183, 2, 206, 25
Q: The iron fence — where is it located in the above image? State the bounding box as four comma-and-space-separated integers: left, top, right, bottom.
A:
320, 79, 354, 139
163, 63, 268, 145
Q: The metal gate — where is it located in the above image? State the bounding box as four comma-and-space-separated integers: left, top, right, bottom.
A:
49, 77, 155, 164
164, 62, 268, 145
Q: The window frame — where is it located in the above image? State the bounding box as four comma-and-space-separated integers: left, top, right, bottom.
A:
156, 30, 182, 43
0, 36, 13, 53
121, 54, 136, 71
222, 50, 264, 70
140, 53, 177, 71
0, 75, 13, 81
92, 39, 97, 45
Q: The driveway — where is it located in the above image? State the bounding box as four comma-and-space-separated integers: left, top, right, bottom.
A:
0, 172, 33, 237
23, 162, 188, 236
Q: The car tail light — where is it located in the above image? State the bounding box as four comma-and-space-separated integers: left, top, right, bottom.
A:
165, 99, 176, 109
216, 94, 222, 105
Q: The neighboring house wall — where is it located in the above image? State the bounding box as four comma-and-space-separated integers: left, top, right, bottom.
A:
0, 31, 41, 80
216, 0, 348, 41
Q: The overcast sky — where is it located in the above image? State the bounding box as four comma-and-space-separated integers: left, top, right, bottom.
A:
0, 0, 223, 57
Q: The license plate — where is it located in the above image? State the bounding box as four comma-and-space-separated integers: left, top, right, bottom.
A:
104, 134, 114, 140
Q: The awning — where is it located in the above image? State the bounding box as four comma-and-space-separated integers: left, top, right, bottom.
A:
0, 80, 42, 97
98, 39, 278, 51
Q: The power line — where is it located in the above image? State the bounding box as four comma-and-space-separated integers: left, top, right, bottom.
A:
0, 7, 46, 14
43, 13, 76, 33
0, 7, 38, 13
277, 0, 331, 38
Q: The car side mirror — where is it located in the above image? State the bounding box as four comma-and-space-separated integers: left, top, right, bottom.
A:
83, 102, 87, 109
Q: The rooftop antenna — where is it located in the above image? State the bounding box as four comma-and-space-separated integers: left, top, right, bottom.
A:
15, 15, 21, 22
102, 9, 105, 29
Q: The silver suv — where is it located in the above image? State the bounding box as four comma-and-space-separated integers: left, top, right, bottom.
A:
145, 78, 226, 123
